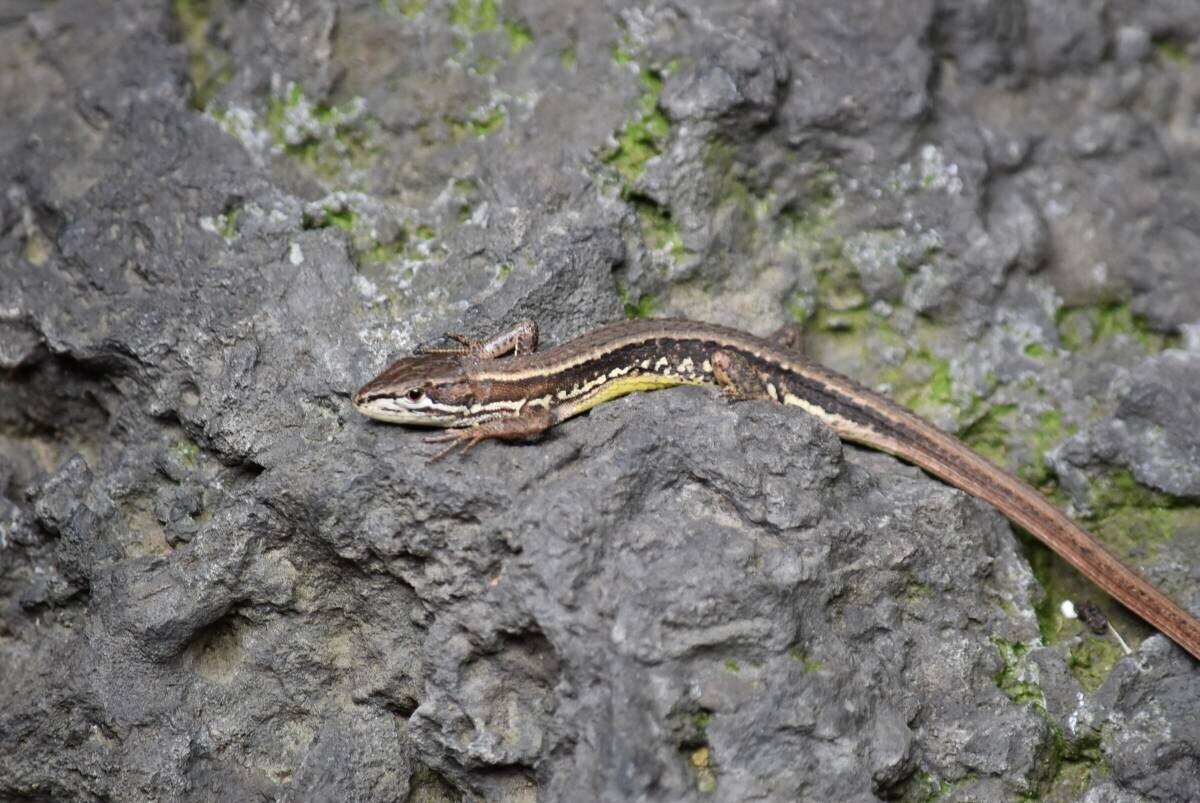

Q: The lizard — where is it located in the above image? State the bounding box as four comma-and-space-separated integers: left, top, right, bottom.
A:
353, 317, 1200, 662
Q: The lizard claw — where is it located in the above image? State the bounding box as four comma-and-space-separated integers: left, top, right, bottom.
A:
423, 431, 468, 461
423, 429, 490, 461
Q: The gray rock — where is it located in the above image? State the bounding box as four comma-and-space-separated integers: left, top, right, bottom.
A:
1050, 351, 1200, 499
2, 0, 1199, 801
1097, 640, 1200, 801
659, 32, 788, 128
1114, 26, 1152, 66
1027, 0, 1108, 75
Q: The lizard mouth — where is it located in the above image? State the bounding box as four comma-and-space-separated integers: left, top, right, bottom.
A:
352, 393, 457, 426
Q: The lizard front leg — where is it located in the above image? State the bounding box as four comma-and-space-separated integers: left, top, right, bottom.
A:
424, 407, 556, 460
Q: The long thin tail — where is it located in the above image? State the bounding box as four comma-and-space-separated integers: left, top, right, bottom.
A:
790, 369, 1200, 662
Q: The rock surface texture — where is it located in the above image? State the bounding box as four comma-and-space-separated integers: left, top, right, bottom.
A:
2, 1, 1200, 801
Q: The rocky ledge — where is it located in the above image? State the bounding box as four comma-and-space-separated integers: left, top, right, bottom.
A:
2, 1, 1199, 801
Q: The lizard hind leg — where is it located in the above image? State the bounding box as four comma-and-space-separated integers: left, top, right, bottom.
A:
711, 350, 774, 401
767, 322, 806, 355
478, 319, 539, 358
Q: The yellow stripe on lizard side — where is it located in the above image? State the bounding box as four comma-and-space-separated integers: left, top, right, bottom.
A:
559, 373, 699, 420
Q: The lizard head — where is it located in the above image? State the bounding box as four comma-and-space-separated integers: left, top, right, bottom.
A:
353, 354, 476, 426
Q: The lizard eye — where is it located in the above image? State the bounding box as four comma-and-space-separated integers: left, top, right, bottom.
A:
405, 388, 424, 402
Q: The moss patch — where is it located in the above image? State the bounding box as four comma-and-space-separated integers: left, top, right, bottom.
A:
263, 84, 378, 185
899, 772, 952, 802
992, 639, 1045, 708
302, 204, 357, 233
617, 281, 658, 319
1015, 722, 1108, 803
359, 238, 408, 265
985, 638, 1111, 799
1068, 638, 1126, 694
613, 32, 635, 65
1023, 411, 1074, 484
504, 20, 533, 54
447, 106, 506, 141
449, 0, 497, 32
787, 645, 822, 672
923, 353, 952, 405
602, 68, 670, 183
1056, 302, 1179, 353
902, 575, 933, 608
1154, 39, 1192, 67
632, 196, 683, 256
1082, 468, 1197, 557
173, 0, 233, 111
173, 438, 201, 468
218, 210, 238, 240
600, 55, 683, 270
899, 770, 1072, 803
960, 403, 1017, 465
301, 205, 441, 274
810, 246, 866, 314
